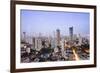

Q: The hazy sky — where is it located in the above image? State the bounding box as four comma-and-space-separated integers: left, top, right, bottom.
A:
21, 9, 90, 36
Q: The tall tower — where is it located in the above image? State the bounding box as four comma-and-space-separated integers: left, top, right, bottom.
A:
23, 32, 26, 42
56, 29, 61, 46
32, 37, 35, 48
69, 27, 73, 41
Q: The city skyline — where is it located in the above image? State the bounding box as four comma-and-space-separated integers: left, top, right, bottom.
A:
20, 10, 90, 63
21, 10, 90, 36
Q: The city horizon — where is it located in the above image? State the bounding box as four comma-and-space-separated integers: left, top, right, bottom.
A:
21, 29, 90, 38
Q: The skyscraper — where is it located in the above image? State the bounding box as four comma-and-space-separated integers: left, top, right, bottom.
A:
23, 32, 26, 42
32, 37, 35, 48
69, 27, 73, 41
56, 29, 61, 46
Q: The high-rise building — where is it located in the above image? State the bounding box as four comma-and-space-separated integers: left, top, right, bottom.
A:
78, 34, 82, 46
32, 37, 35, 48
69, 27, 73, 40
34, 37, 42, 51
23, 32, 26, 42
56, 29, 61, 46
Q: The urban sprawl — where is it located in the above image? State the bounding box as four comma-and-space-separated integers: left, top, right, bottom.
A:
21, 27, 90, 63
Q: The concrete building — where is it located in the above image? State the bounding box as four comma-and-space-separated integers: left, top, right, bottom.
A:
56, 29, 61, 46
34, 37, 42, 51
